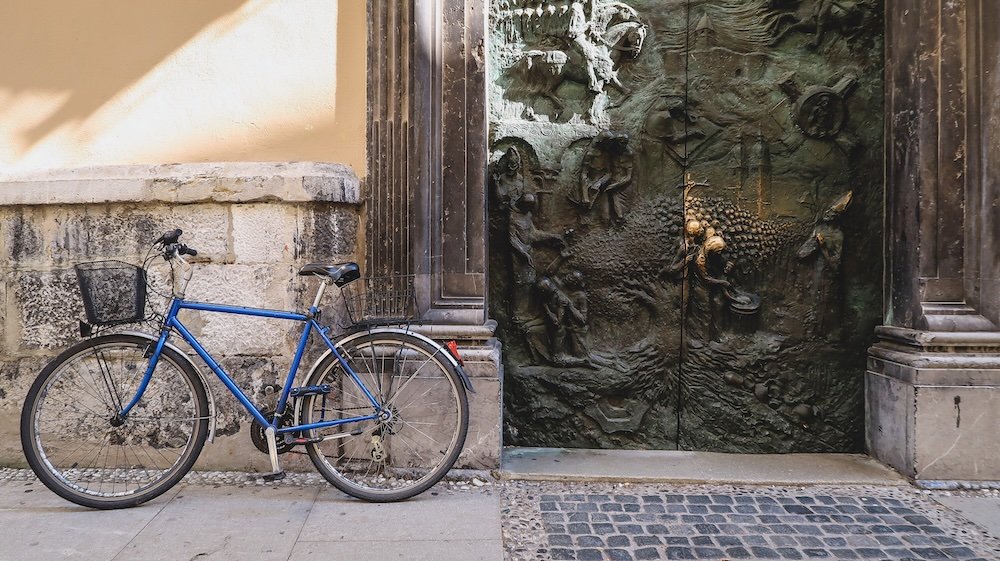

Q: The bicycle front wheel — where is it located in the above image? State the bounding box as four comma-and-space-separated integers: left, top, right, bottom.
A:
301, 330, 469, 501
20, 334, 209, 509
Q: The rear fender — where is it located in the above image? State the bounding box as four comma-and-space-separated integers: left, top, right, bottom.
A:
300, 327, 475, 404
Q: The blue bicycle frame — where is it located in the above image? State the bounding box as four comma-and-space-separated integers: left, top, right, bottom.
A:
117, 296, 382, 435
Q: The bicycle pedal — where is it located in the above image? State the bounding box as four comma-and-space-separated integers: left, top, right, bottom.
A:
260, 470, 286, 482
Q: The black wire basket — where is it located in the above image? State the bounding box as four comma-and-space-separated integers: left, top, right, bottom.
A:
75, 261, 148, 326
339, 275, 417, 327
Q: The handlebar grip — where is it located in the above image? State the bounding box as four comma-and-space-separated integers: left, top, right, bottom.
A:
157, 229, 183, 245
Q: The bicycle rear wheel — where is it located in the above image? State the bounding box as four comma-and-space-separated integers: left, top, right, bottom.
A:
300, 330, 469, 501
20, 334, 209, 509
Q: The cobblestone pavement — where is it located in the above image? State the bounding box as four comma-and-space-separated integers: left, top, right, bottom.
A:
501, 482, 1000, 561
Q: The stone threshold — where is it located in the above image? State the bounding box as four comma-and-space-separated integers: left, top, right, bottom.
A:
500, 447, 908, 486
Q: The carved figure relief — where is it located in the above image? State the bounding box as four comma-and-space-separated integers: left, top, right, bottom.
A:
490, 0, 884, 452
779, 73, 859, 152
766, 0, 877, 48
797, 190, 853, 338
496, 0, 646, 123
491, 146, 526, 210
571, 131, 634, 223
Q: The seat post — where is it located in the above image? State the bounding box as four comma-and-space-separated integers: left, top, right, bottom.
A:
311, 278, 329, 310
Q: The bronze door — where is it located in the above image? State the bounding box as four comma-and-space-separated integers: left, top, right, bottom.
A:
488, 0, 883, 452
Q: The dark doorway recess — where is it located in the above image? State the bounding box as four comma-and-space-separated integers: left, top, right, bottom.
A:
488, 0, 884, 452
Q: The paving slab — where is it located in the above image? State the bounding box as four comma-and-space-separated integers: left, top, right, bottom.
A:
502, 448, 907, 486
0, 478, 175, 561
291, 538, 500, 560
112, 484, 320, 561
0, 469, 501, 561
934, 494, 1000, 538
297, 485, 502, 560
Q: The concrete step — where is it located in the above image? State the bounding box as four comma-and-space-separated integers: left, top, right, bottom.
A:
500, 447, 908, 486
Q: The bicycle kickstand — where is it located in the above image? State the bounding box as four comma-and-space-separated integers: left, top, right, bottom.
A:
260, 426, 286, 482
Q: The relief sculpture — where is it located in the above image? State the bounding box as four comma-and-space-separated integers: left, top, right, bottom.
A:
489, 0, 883, 452
571, 131, 634, 223
497, 0, 646, 123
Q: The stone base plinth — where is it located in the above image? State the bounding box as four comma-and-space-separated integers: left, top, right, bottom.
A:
413, 322, 502, 470
867, 326, 1000, 483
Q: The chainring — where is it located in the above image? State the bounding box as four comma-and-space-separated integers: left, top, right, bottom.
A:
250, 408, 298, 455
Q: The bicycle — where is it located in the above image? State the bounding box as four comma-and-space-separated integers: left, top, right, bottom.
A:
19, 229, 472, 509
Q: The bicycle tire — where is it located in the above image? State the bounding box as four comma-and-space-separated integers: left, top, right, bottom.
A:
300, 330, 469, 501
21, 334, 209, 509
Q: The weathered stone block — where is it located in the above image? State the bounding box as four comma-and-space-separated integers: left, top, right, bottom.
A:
0, 357, 48, 467
0, 276, 7, 354
13, 269, 82, 351
913, 386, 1000, 481
303, 170, 360, 203
0, 162, 361, 205
231, 204, 298, 263
301, 205, 359, 262
867, 327, 1000, 482
865, 371, 915, 476
459, 376, 502, 470
151, 174, 302, 205
1, 207, 45, 267
50, 205, 162, 264
1, 203, 231, 268
181, 264, 297, 356
162, 204, 231, 258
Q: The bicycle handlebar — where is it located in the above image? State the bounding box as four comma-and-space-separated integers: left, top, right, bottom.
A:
156, 228, 198, 259
156, 229, 183, 245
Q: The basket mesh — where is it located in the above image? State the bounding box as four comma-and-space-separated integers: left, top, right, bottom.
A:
340, 275, 417, 326
75, 261, 147, 326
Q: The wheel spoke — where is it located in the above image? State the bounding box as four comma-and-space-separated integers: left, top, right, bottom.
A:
302, 332, 468, 501
23, 335, 208, 508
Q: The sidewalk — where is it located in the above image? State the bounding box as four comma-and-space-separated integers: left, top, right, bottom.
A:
3, 451, 1000, 561
0, 470, 502, 561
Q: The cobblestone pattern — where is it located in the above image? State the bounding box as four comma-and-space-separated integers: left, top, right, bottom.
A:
501, 482, 1000, 561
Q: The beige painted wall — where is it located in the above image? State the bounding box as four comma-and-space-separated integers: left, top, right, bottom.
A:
0, 0, 367, 176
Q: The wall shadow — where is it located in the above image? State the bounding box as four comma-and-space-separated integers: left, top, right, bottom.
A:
0, 0, 246, 147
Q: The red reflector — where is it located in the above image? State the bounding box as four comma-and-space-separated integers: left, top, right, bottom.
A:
445, 340, 464, 366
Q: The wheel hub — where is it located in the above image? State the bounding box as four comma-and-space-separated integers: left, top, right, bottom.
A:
377, 405, 402, 435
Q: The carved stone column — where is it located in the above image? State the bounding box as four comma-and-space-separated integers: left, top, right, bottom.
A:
868, 0, 1000, 483
367, 0, 499, 468
367, 0, 487, 323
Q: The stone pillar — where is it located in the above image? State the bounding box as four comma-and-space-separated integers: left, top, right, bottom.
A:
868, 0, 1000, 484
367, 0, 487, 320
367, 0, 500, 468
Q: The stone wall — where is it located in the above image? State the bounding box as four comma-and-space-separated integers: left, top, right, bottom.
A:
0, 162, 363, 471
